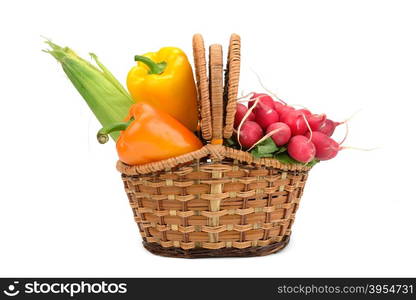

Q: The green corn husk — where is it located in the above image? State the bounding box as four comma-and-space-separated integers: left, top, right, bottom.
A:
44, 41, 134, 141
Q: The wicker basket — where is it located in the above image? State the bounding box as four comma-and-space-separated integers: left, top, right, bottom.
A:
116, 34, 313, 258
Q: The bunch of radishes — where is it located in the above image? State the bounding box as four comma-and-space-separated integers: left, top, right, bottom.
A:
234, 93, 345, 163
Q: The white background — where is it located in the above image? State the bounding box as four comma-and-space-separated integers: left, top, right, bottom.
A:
1, 0, 415, 277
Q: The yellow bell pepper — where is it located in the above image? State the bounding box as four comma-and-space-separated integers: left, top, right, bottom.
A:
126, 47, 199, 132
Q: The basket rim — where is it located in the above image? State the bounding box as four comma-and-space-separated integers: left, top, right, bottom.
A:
116, 144, 312, 175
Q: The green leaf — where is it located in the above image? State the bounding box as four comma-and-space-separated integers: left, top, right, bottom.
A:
250, 138, 290, 159
274, 146, 287, 155
275, 152, 320, 167
226, 136, 319, 167
255, 138, 279, 154
307, 158, 320, 167
274, 152, 299, 164
251, 149, 274, 158
224, 137, 239, 149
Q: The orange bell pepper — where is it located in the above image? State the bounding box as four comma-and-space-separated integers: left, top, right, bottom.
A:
97, 103, 203, 165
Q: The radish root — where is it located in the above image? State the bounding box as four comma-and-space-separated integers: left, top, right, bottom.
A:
236, 92, 255, 103
340, 146, 379, 151
340, 109, 362, 125
250, 68, 287, 105
302, 113, 313, 143
291, 104, 308, 109
339, 122, 349, 146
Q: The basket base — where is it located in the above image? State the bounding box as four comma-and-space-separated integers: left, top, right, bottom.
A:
143, 236, 290, 258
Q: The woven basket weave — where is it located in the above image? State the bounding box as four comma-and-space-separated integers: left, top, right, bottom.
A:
116, 34, 312, 258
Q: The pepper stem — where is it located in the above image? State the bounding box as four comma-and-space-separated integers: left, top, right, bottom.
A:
97, 121, 131, 144
134, 55, 167, 75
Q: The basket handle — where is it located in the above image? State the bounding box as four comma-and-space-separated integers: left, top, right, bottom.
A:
209, 44, 224, 144
192, 34, 212, 141
223, 33, 241, 139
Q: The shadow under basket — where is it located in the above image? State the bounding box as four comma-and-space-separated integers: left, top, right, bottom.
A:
117, 144, 310, 258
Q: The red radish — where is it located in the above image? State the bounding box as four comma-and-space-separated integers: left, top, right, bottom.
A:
254, 102, 279, 130
248, 93, 274, 109
273, 101, 284, 111
281, 110, 308, 136
297, 109, 312, 117
234, 103, 255, 128
238, 121, 263, 149
317, 109, 361, 136
274, 103, 295, 119
305, 131, 339, 160
318, 119, 340, 137
307, 114, 327, 131
287, 135, 316, 163
266, 122, 291, 146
